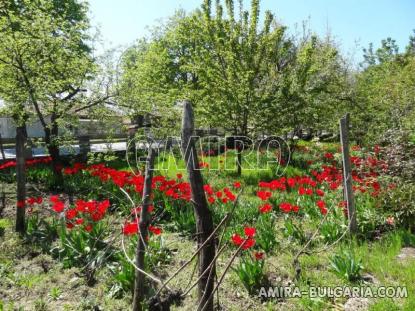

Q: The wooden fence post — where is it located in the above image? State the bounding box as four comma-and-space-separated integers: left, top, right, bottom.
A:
15, 125, 27, 233
181, 100, 215, 311
0, 187, 5, 218
78, 135, 91, 161
236, 140, 242, 176
132, 137, 156, 311
339, 113, 357, 234
127, 125, 137, 157
25, 138, 33, 159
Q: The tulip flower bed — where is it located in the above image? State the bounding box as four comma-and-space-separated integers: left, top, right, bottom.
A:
0, 141, 414, 310
0, 156, 54, 185
0, 156, 53, 171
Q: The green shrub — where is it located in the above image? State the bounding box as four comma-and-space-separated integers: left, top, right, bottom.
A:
355, 194, 385, 236
26, 166, 54, 186
381, 180, 415, 230
329, 249, 363, 282
380, 129, 415, 180
400, 229, 415, 247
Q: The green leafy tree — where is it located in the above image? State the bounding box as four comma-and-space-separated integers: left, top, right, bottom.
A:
118, 17, 190, 146
177, 0, 295, 136
264, 33, 352, 136
355, 33, 415, 142
120, 0, 353, 175
0, 0, 112, 185
121, 1, 351, 138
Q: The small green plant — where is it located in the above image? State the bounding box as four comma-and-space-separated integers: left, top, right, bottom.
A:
34, 298, 48, 310
145, 236, 172, 270
233, 253, 266, 295
0, 262, 12, 280
48, 287, 62, 301
110, 235, 172, 297
110, 252, 135, 298
164, 199, 196, 235
256, 215, 278, 253
355, 194, 384, 235
319, 221, 344, 243
0, 219, 8, 237
87, 152, 118, 165
51, 220, 114, 284
16, 274, 44, 289
283, 218, 307, 244
25, 213, 58, 252
329, 249, 363, 282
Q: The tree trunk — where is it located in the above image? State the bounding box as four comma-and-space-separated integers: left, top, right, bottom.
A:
234, 130, 243, 177
340, 113, 357, 234
236, 142, 242, 176
181, 100, 215, 311
133, 144, 156, 311
15, 125, 27, 233
0, 188, 5, 218
0, 133, 5, 160
45, 115, 63, 187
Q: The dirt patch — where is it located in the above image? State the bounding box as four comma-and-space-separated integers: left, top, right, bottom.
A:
396, 247, 415, 262
344, 297, 372, 311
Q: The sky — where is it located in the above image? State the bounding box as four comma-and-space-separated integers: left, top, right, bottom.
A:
88, 0, 414, 63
